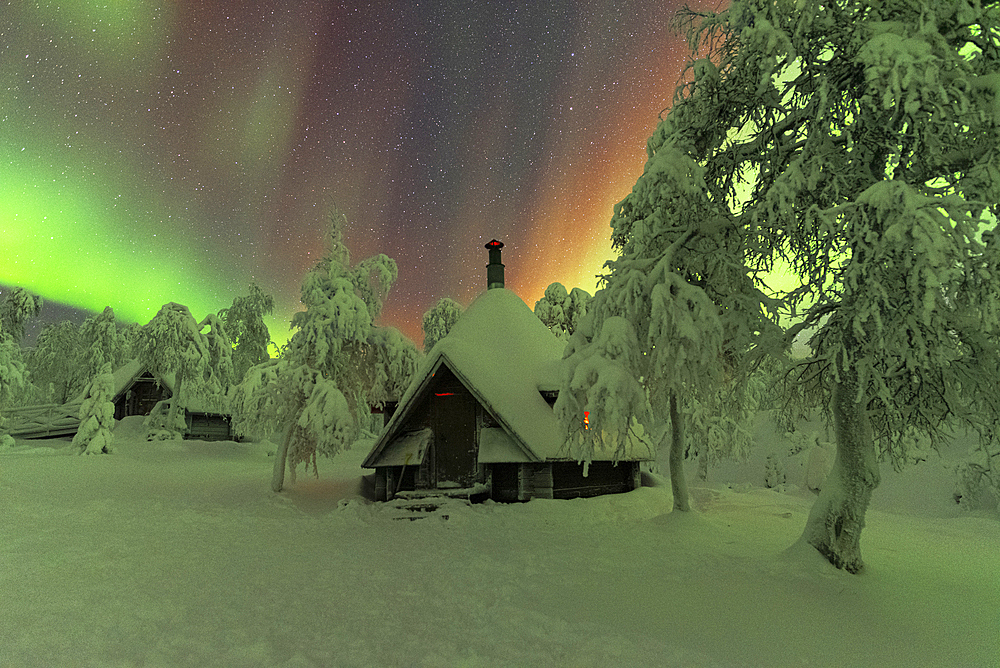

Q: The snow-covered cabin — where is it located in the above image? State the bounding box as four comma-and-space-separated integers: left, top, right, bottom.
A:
111, 360, 234, 441
363, 241, 650, 502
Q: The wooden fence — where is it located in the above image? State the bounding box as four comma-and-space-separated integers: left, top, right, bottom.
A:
1, 402, 82, 439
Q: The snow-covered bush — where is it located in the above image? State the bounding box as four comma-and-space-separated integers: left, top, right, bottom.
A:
143, 399, 187, 441
955, 443, 1000, 513
73, 363, 116, 455
764, 454, 785, 490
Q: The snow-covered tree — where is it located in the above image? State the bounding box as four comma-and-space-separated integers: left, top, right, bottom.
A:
557, 315, 655, 463
78, 307, 130, 384
73, 362, 115, 455
421, 297, 463, 351
232, 209, 404, 490
135, 303, 234, 440
118, 322, 142, 359
661, 1, 1000, 571
0, 324, 28, 411
0, 287, 43, 345
955, 443, 1000, 513
557, 86, 778, 512
364, 326, 420, 412
219, 284, 275, 382
197, 313, 235, 392
26, 321, 85, 404
27, 308, 130, 405
534, 283, 592, 339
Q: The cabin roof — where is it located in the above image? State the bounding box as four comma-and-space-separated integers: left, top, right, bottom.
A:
110, 359, 228, 414
364, 288, 570, 467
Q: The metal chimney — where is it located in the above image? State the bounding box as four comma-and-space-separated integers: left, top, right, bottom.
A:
485, 239, 504, 289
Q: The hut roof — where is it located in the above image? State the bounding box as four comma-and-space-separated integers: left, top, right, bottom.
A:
111, 359, 228, 414
364, 288, 570, 467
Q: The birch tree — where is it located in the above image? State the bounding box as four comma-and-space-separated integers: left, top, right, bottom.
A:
535, 283, 592, 339
219, 284, 275, 382
232, 209, 403, 491
26, 321, 84, 403
136, 303, 234, 439
557, 100, 778, 512
422, 297, 463, 352
0, 287, 43, 346
661, 0, 1000, 572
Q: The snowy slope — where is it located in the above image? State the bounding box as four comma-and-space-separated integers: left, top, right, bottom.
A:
1, 415, 997, 667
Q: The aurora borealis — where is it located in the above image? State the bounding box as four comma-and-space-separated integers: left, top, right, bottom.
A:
2, 0, 720, 345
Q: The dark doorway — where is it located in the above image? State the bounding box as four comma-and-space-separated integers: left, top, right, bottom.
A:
432, 392, 477, 488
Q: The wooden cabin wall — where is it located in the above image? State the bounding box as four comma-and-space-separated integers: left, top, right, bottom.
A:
115, 375, 169, 420
185, 413, 233, 441
549, 461, 639, 499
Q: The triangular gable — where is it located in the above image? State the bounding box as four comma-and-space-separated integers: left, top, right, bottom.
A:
363, 353, 541, 468
364, 288, 568, 468
111, 359, 172, 402
109, 360, 228, 415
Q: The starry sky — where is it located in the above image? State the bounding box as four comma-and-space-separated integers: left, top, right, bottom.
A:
2, 0, 722, 346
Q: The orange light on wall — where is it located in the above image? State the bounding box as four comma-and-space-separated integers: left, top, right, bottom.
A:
583, 410, 590, 430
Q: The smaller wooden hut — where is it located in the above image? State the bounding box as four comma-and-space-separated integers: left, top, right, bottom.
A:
111, 360, 234, 441
363, 241, 652, 502
112, 360, 169, 420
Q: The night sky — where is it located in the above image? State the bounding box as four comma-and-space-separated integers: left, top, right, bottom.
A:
2, 1, 720, 345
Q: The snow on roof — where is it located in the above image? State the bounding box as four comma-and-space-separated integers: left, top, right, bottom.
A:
364, 288, 572, 466
110, 359, 228, 415
111, 359, 151, 398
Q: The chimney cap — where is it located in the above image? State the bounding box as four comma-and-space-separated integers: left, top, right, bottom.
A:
485, 239, 504, 250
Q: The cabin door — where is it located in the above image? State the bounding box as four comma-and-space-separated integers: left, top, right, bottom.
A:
432, 392, 477, 488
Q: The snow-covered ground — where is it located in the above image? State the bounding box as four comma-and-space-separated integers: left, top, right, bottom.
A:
2, 415, 997, 667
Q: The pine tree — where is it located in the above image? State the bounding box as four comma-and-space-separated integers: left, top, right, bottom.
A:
364, 326, 420, 417
78, 307, 130, 385
73, 362, 115, 455
660, 0, 1000, 571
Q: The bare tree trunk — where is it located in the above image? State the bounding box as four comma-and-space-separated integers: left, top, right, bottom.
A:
669, 393, 691, 512
271, 423, 294, 493
801, 366, 880, 573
